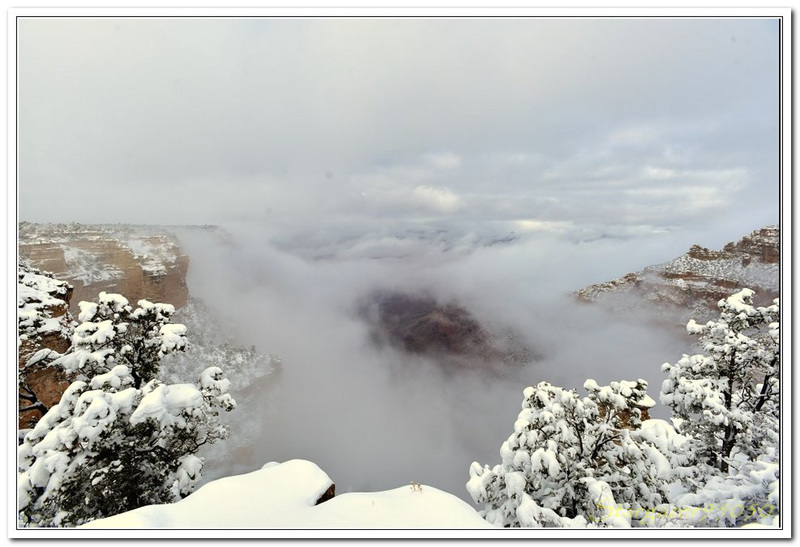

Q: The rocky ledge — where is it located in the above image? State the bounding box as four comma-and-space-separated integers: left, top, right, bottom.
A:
576, 225, 779, 324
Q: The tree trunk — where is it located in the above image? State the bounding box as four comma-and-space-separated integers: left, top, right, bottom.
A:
719, 350, 737, 473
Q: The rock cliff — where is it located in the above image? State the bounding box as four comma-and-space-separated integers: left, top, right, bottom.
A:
18, 222, 189, 314
576, 226, 780, 324
17, 264, 76, 429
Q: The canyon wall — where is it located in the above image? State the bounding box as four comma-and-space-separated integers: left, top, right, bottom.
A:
576, 225, 780, 324
18, 222, 189, 313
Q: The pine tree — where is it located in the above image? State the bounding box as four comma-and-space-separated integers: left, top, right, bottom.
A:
659, 288, 780, 526
660, 288, 779, 475
467, 379, 671, 527
17, 293, 236, 527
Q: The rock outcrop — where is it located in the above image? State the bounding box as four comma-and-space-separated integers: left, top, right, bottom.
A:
576, 226, 780, 324
17, 222, 192, 430
360, 290, 534, 374
17, 264, 76, 429
18, 222, 189, 315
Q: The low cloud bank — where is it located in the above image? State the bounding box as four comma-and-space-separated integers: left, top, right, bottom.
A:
175, 222, 692, 501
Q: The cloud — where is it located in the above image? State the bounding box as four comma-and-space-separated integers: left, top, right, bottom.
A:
173, 220, 705, 501
411, 185, 463, 214
423, 152, 462, 170
512, 220, 573, 233
16, 16, 779, 237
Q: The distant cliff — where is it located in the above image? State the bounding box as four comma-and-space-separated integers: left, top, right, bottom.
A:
18, 222, 189, 314
576, 226, 780, 323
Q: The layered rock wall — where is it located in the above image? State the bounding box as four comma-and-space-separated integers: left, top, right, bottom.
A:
18, 223, 189, 313
576, 226, 780, 324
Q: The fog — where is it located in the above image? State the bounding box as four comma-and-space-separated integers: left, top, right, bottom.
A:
175, 222, 692, 502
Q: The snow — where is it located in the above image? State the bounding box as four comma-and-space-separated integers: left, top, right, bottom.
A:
99, 292, 130, 311
81, 460, 494, 529
158, 324, 187, 354
88, 365, 132, 390
38, 317, 63, 334
78, 302, 99, 323
17, 265, 74, 348
129, 383, 203, 427
123, 236, 179, 276
171, 455, 205, 498
18, 269, 71, 302
74, 320, 116, 345
584, 378, 655, 409
61, 245, 124, 284
585, 479, 631, 528
723, 288, 756, 315
200, 366, 230, 393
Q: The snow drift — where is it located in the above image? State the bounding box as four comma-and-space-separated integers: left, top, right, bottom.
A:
81, 459, 494, 529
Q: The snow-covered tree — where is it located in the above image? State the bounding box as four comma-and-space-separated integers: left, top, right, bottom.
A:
17, 293, 236, 527
660, 289, 780, 475
467, 379, 672, 527
659, 288, 780, 526
46, 291, 188, 388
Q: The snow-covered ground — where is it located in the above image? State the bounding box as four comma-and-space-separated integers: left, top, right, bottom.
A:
81, 459, 494, 530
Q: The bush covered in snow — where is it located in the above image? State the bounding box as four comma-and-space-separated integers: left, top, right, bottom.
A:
468, 288, 781, 529
467, 379, 672, 527
17, 293, 237, 527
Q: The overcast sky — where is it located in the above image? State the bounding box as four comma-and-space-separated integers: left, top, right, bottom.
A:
17, 16, 780, 246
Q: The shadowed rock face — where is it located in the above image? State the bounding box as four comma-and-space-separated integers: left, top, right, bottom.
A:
359, 290, 535, 374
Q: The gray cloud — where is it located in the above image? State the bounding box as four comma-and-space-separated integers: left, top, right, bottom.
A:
175, 223, 694, 501
17, 16, 779, 240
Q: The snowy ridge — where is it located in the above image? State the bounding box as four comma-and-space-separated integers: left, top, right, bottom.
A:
21, 223, 184, 268
271, 223, 520, 261
159, 298, 281, 390
650, 255, 777, 292
81, 460, 494, 529
60, 246, 124, 284
576, 226, 779, 324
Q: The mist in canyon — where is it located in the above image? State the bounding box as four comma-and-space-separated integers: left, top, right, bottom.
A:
174, 222, 693, 503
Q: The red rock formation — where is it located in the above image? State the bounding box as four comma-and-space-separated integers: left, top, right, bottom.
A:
576, 226, 779, 324
18, 223, 189, 314
315, 484, 336, 505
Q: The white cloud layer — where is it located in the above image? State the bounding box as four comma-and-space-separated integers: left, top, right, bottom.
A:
16, 16, 779, 240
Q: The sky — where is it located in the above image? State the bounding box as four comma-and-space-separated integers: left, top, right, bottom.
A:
16, 16, 781, 247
